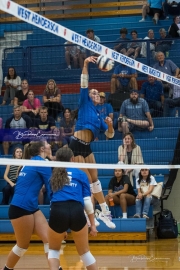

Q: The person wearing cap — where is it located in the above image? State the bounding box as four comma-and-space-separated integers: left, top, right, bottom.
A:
110, 63, 138, 94
96, 92, 113, 121
118, 89, 154, 134
140, 75, 164, 117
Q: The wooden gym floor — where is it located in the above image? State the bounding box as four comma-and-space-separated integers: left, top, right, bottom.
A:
0, 236, 180, 269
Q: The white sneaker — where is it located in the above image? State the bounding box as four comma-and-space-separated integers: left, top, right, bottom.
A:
99, 211, 116, 229
94, 209, 101, 219
139, 18, 145, 22
94, 217, 100, 227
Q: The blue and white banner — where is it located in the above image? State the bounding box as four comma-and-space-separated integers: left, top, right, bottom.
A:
0, 0, 180, 86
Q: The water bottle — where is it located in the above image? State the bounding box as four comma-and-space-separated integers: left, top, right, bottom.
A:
109, 197, 115, 206
175, 110, 179, 117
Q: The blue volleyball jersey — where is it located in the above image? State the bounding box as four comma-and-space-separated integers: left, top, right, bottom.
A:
50, 167, 91, 206
75, 87, 108, 139
11, 156, 52, 211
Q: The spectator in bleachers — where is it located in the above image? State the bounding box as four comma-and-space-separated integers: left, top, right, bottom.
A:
86, 29, 101, 56
64, 41, 86, 70
114, 28, 130, 55
139, 0, 165, 24
96, 92, 113, 120
22, 90, 41, 119
140, 29, 156, 58
125, 30, 142, 59
118, 90, 154, 134
33, 106, 56, 130
1, 147, 23, 205
134, 168, 157, 219
155, 28, 172, 54
110, 63, 138, 94
153, 51, 179, 97
164, 0, 180, 17
3, 105, 32, 155
1, 67, 21, 106
0, 49, 3, 95
163, 72, 180, 116
168, 16, 180, 38
118, 132, 144, 186
140, 75, 164, 117
0, 117, 2, 128
14, 79, 29, 106
60, 108, 75, 146
43, 79, 64, 120
105, 169, 136, 219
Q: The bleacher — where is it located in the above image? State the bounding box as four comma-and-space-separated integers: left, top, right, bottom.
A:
0, 9, 180, 241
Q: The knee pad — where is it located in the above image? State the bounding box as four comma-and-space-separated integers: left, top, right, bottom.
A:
80, 251, 96, 267
91, 180, 102, 194
12, 244, 27, 257
44, 243, 49, 253
48, 249, 60, 259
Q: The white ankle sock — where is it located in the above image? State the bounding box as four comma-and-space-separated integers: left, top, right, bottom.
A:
100, 202, 109, 213
122, 213, 127, 218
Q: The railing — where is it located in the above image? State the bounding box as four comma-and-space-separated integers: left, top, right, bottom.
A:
0, 0, 144, 22
2, 37, 178, 83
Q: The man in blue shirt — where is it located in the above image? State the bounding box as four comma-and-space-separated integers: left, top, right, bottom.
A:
110, 63, 138, 93
153, 51, 179, 97
139, 0, 165, 24
118, 90, 154, 134
140, 75, 164, 117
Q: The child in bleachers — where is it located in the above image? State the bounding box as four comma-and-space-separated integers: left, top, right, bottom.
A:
60, 108, 75, 147
1, 147, 23, 205
105, 169, 136, 219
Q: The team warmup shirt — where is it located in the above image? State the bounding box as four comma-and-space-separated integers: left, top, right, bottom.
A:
108, 175, 136, 197
50, 168, 91, 207
75, 87, 108, 139
113, 64, 137, 87
11, 156, 52, 211
141, 80, 164, 102
96, 103, 113, 120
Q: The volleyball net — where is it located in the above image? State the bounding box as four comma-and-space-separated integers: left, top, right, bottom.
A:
0, 0, 180, 192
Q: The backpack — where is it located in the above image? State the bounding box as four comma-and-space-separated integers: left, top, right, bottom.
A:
157, 209, 178, 239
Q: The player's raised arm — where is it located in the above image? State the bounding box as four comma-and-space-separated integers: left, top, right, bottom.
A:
81, 56, 97, 88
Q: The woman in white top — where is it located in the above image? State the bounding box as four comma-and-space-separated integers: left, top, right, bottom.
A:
1, 67, 21, 106
134, 168, 157, 219
118, 132, 144, 186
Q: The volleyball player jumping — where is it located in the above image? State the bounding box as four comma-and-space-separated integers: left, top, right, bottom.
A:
69, 56, 115, 229
48, 147, 98, 270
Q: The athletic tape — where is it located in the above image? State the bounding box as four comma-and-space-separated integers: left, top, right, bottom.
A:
0, 158, 179, 169
0, 0, 180, 87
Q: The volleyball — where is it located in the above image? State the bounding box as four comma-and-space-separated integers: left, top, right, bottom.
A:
96, 55, 114, 72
